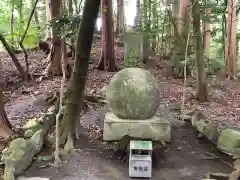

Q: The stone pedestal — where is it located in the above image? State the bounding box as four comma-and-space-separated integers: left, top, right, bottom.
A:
103, 112, 171, 142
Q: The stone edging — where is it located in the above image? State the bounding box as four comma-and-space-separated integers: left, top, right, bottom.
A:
171, 104, 240, 179
1, 106, 57, 180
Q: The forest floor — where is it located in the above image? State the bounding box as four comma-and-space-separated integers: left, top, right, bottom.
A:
0, 38, 239, 179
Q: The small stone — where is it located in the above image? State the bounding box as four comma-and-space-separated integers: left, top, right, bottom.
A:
180, 115, 192, 121
170, 103, 181, 111
17, 176, 49, 180
39, 113, 56, 132
47, 105, 56, 113
176, 146, 182, 151
35, 155, 53, 163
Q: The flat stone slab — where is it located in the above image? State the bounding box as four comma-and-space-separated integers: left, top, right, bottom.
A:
103, 112, 171, 142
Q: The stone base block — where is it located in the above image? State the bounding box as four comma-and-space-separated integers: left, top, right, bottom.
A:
103, 112, 171, 142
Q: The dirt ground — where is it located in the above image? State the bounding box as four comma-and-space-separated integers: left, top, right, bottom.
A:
0, 39, 239, 179
24, 105, 233, 180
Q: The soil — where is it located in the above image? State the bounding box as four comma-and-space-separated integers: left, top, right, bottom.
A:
0, 38, 239, 179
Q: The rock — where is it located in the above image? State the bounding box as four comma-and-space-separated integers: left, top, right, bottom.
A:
29, 130, 44, 154
99, 86, 107, 99
205, 172, 229, 180
1, 138, 35, 176
170, 103, 181, 111
195, 119, 220, 144
191, 112, 202, 127
203, 123, 220, 144
103, 112, 171, 142
22, 118, 44, 138
39, 112, 56, 133
196, 119, 208, 134
1, 130, 44, 179
217, 128, 240, 158
180, 114, 192, 122
106, 68, 160, 119
47, 105, 56, 113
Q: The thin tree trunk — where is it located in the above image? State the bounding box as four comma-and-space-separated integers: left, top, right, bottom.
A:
224, 0, 236, 79
116, 0, 125, 35
45, 0, 62, 76
60, 0, 100, 152
151, 0, 158, 51
192, 0, 208, 101
0, 61, 13, 141
0, 34, 28, 81
203, 7, 211, 58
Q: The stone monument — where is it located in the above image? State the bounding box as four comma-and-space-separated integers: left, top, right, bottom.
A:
123, 33, 144, 67
103, 68, 171, 142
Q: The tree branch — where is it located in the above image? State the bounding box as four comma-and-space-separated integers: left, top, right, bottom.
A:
19, 0, 39, 76
0, 33, 28, 81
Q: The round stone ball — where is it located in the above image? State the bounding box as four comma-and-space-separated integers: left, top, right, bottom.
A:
106, 68, 160, 119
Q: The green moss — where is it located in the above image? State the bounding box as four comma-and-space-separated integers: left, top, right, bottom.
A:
22, 118, 44, 138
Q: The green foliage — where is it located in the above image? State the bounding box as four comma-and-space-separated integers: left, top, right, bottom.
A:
54, 14, 81, 40
124, 47, 142, 68
0, 0, 44, 49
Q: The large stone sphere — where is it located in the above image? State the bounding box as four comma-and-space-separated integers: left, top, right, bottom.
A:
106, 68, 160, 119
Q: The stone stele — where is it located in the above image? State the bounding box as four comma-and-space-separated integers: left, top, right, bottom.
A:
106, 67, 160, 119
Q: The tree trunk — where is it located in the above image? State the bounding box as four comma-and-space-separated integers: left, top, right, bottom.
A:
45, 0, 51, 39
68, 0, 75, 60
143, 0, 150, 63
0, 33, 29, 81
151, 0, 158, 51
60, 0, 100, 152
97, 0, 117, 72
134, 0, 141, 29
192, 0, 208, 101
45, 0, 62, 76
224, 0, 236, 79
178, 0, 188, 34
0, 62, 13, 141
203, 7, 211, 58
116, 0, 125, 35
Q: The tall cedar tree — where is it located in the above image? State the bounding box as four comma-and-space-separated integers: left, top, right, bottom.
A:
97, 0, 117, 71
192, 0, 208, 101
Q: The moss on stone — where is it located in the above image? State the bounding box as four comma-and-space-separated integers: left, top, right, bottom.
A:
106, 68, 160, 119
